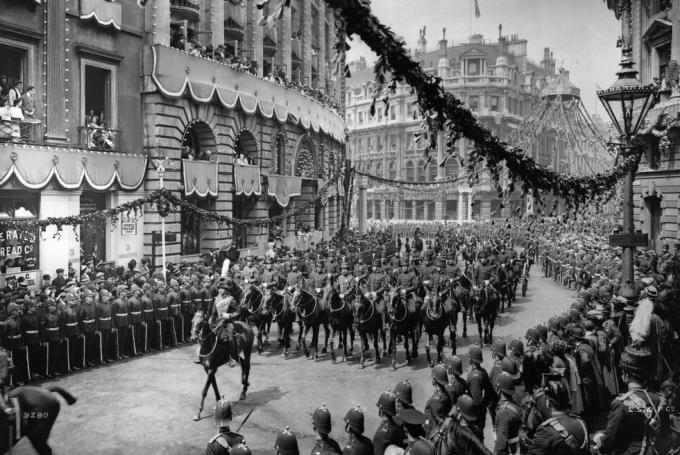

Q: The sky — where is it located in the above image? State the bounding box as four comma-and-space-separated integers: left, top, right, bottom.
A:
346, 0, 622, 115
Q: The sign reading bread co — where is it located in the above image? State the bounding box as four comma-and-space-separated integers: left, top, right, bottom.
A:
121, 221, 137, 235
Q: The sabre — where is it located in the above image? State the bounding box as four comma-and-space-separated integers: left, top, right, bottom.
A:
235, 408, 254, 434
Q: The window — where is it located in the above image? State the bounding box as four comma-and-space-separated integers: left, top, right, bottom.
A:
80, 192, 106, 263
0, 191, 40, 273
445, 157, 457, 178
417, 161, 426, 182
415, 201, 424, 220
375, 162, 383, 178
404, 201, 413, 220
0, 42, 30, 93
83, 64, 113, 126
467, 59, 481, 76
468, 95, 479, 112
490, 96, 499, 112
232, 199, 249, 250
366, 200, 373, 219
386, 200, 394, 219
446, 199, 458, 219
427, 163, 438, 182
358, 112, 364, 124
390, 106, 396, 120
182, 197, 211, 255
377, 108, 383, 122
427, 201, 436, 220
389, 161, 396, 180
658, 42, 671, 81
374, 201, 381, 220
405, 160, 414, 181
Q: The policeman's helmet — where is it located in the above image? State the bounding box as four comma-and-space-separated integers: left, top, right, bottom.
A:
508, 338, 524, 357
393, 378, 413, 406
230, 442, 252, 455
311, 403, 332, 435
468, 346, 483, 364
274, 427, 300, 455
446, 355, 463, 376
343, 404, 365, 434
431, 364, 449, 386
491, 339, 507, 358
525, 328, 540, 344
214, 397, 232, 427
542, 375, 571, 410
496, 372, 516, 395
376, 390, 397, 417
455, 394, 477, 421
500, 357, 520, 379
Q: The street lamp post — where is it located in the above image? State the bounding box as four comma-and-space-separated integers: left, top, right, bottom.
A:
597, 47, 656, 283
154, 157, 171, 281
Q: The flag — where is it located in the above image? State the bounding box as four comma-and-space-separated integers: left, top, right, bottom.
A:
474, 0, 481, 17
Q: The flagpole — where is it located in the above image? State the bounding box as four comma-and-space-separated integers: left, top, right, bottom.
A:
469, 0, 472, 37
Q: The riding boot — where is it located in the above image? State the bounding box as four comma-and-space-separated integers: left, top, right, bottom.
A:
193, 346, 202, 364
229, 339, 238, 368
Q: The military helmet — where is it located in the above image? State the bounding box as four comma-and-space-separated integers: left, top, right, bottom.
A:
376, 390, 397, 417
455, 394, 477, 421
491, 339, 507, 358
525, 328, 539, 344
274, 427, 300, 455
214, 397, 232, 427
535, 324, 548, 342
446, 355, 463, 376
431, 364, 449, 386
410, 438, 433, 455
393, 378, 413, 406
230, 443, 252, 455
508, 338, 524, 357
500, 357, 519, 377
496, 372, 516, 395
468, 346, 483, 364
312, 403, 332, 435
343, 405, 365, 434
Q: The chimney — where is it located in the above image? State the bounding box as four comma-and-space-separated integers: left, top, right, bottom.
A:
416, 26, 427, 56
438, 28, 448, 57
497, 24, 508, 55
541, 47, 556, 76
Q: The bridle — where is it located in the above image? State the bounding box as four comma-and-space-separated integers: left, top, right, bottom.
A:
244, 285, 263, 314
295, 289, 318, 319
194, 312, 220, 359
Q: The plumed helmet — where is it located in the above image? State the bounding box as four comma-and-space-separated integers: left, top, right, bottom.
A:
446, 355, 463, 376
496, 372, 516, 395
393, 378, 413, 406
214, 397, 232, 427
468, 346, 483, 364
620, 344, 653, 380
343, 405, 365, 434
431, 364, 449, 386
312, 403, 332, 435
455, 394, 477, 421
508, 338, 524, 357
543, 378, 571, 410
376, 390, 397, 417
274, 427, 299, 455
230, 443, 252, 455
492, 339, 507, 358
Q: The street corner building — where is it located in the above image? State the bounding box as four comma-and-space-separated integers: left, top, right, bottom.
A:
345, 27, 610, 223
0, 0, 347, 283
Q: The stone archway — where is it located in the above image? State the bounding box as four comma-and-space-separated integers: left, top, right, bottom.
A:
294, 135, 317, 179
235, 129, 259, 165
182, 120, 217, 160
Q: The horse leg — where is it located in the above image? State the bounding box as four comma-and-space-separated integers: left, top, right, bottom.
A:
477, 314, 484, 346
372, 330, 380, 364
390, 332, 397, 370
240, 358, 250, 400
461, 309, 468, 338
211, 371, 220, 402
437, 331, 444, 364
348, 324, 354, 356
330, 327, 336, 363
341, 328, 347, 362
425, 332, 432, 367
312, 324, 320, 360
302, 324, 310, 358
29, 438, 52, 455
257, 322, 263, 355
194, 369, 213, 421
405, 331, 412, 365
322, 320, 330, 354
296, 320, 303, 352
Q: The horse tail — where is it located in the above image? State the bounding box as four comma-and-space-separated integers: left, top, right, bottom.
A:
46, 386, 77, 405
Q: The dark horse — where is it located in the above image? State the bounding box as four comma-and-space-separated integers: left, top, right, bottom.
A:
291, 286, 329, 359
327, 286, 355, 363
0, 385, 77, 455
496, 264, 515, 312
263, 285, 295, 358
190, 310, 254, 421
469, 282, 499, 345
241, 283, 271, 354
386, 286, 419, 369
444, 274, 472, 351
421, 286, 448, 367
352, 289, 386, 368
432, 415, 493, 455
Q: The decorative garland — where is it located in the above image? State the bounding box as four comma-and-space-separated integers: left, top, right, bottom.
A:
354, 168, 476, 187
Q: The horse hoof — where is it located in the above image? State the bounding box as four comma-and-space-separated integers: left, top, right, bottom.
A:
239, 393, 246, 401
193, 413, 201, 421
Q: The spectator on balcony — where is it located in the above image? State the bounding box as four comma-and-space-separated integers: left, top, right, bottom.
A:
170, 28, 186, 50
98, 120, 114, 149
0, 97, 11, 121
21, 86, 36, 119
236, 153, 250, 165
8, 81, 22, 107
0, 76, 9, 98
181, 146, 195, 161
197, 149, 212, 161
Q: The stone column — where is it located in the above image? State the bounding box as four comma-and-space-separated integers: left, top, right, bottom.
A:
326, 9, 335, 96
300, 0, 313, 84
151, 0, 171, 46
45, 0, 67, 143
457, 192, 464, 222
358, 179, 367, 233
39, 191, 81, 276
277, 3, 292, 79
316, 1, 326, 90
246, 0, 264, 76
209, 0, 225, 47
468, 192, 473, 221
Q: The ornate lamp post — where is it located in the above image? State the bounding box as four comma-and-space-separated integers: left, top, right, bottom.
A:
597, 47, 656, 283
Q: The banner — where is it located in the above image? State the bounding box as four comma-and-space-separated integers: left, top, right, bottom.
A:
0, 226, 39, 272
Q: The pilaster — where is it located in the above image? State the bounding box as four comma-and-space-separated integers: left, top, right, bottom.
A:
151, 0, 171, 46
317, 0, 326, 89
277, 4, 292, 78
39, 190, 81, 277
45, 0, 67, 143
210, 0, 225, 47
300, 0, 313, 84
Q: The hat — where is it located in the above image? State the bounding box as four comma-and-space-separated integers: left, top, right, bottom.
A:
399, 408, 426, 426
275, 427, 299, 455
56, 268, 64, 274
620, 343, 652, 378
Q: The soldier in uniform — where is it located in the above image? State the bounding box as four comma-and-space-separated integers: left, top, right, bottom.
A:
466, 346, 497, 436
203, 397, 244, 455
51, 268, 67, 295
275, 427, 300, 455
286, 263, 303, 289
167, 279, 182, 346
366, 260, 387, 310
62, 293, 83, 370
308, 262, 328, 294
399, 408, 433, 455
96, 289, 114, 364
310, 403, 342, 454
127, 285, 143, 355
353, 258, 369, 285
489, 339, 507, 388
80, 289, 98, 367
141, 284, 155, 352
241, 256, 259, 285
528, 377, 589, 455
394, 378, 414, 413
493, 373, 522, 455
523, 328, 551, 394
396, 261, 418, 303
424, 364, 452, 440
373, 391, 407, 455
342, 405, 374, 455
22, 299, 43, 380
445, 355, 469, 405
593, 344, 665, 455
452, 394, 484, 443
261, 259, 280, 289
42, 298, 64, 378
473, 253, 497, 288
179, 280, 193, 343
337, 261, 355, 300
111, 286, 131, 360
5, 302, 27, 385
153, 281, 172, 349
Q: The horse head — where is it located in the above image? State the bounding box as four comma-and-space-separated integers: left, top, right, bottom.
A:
190, 310, 207, 343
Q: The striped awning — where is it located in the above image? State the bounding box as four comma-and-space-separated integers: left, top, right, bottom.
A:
79, 0, 122, 30
234, 164, 261, 196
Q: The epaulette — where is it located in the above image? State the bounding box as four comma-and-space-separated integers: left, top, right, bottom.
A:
208, 434, 230, 448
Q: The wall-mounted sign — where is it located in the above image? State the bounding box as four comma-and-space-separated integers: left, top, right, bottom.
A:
121, 221, 137, 235
0, 226, 39, 272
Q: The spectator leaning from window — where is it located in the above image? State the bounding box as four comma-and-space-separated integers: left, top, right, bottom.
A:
236, 153, 249, 165
10, 99, 23, 121
21, 86, 36, 118
8, 81, 22, 107
0, 97, 11, 121
181, 146, 194, 160
0, 76, 9, 98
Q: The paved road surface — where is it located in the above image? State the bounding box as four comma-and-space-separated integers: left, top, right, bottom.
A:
30, 274, 574, 455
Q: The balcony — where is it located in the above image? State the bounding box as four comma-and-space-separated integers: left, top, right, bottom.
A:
150, 45, 346, 143
291, 38, 302, 62
78, 126, 121, 152
170, 0, 199, 21
79, 0, 122, 30
224, 16, 245, 42
263, 29, 277, 57
0, 119, 42, 145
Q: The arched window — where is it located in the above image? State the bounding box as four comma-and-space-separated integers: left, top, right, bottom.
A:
445, 157, 457, 178
389, 160, 396, 180
235, 130, 258, 165
404, 201, 413, 220
406, 160, 414, 181
427, 163, 438, 182
366, 200, 373, 219
374, 201, 382, 220
375, 162, 383, 178
271, 131, 287, 174
417, 160, 426, 182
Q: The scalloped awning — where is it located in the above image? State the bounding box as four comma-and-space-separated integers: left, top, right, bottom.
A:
182, 159, 218, 197
234, 164, 261, 196
267, 175, 301, 207
151, 45, 346, 143
0, 145, 146, 190
80, 0, 122, 30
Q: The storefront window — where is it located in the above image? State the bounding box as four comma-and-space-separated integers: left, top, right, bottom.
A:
0, 191, 40, 272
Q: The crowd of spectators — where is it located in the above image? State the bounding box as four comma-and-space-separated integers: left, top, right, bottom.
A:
0, 76, 39, 141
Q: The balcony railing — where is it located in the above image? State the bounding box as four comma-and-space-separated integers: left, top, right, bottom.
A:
0, 119, 42, 144
78, 126, 121, 152
170, 0, 199, 20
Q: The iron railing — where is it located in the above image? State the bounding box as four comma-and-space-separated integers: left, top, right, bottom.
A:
78, 126, 121, 151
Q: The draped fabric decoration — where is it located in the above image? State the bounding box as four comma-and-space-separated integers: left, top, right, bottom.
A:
234, 164, 262, 196
79, 0, 122, 30
0, 145, 146, 190
182, 159, 219, 197
151, 45, 346, 143
267, 175, 302, 207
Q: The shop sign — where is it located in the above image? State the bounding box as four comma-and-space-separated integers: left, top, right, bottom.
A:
121, 221, 137, 235
0, 226, 39, 270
